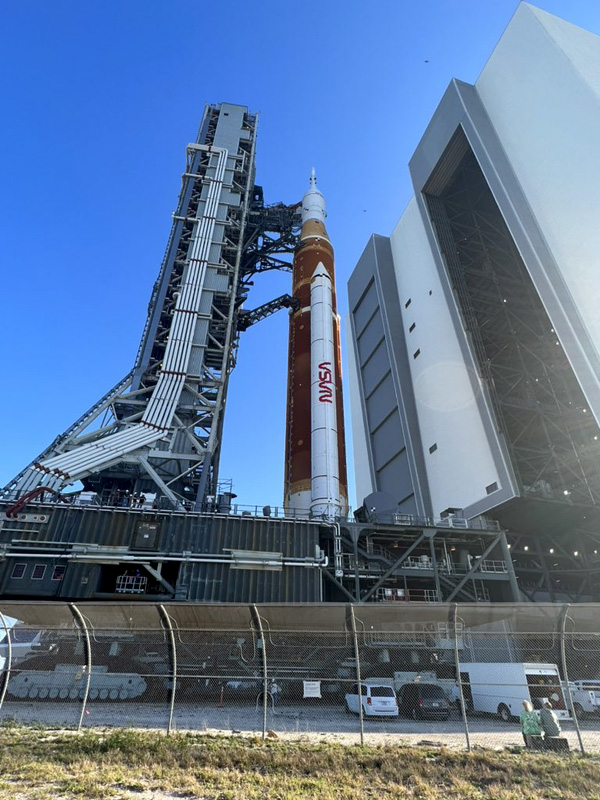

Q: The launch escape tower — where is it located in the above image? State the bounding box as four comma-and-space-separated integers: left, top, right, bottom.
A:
2, 103, 301, 512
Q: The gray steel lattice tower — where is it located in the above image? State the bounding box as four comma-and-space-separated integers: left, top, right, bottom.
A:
3, 104, 258, 509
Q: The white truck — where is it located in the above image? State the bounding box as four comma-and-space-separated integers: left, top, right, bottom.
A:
459, 662, 569, 722
564, 680, 600, 718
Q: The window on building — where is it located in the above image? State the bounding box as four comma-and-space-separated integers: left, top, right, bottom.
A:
409, 323, 416, 333
405, 298, 411, 308
413, 349, 421, 359
486, 482, 499, 495
429, 443, 438, 454
11, 563, 26, 580
31, 564, 47, 581
52, 565, 66, 582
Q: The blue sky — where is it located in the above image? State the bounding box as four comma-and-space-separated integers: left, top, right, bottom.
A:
2, 0, 600, 510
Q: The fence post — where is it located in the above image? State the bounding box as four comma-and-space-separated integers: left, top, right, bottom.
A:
251, 605, 268, 740
559, 603, 585, 754
349, 604, 364, 746
69, 604, 92, 731
0, 612, 13, 714
158, 604, 177, 735
452, 604, 471, 752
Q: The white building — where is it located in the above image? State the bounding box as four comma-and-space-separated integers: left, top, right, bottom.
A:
348, 4, 600, 599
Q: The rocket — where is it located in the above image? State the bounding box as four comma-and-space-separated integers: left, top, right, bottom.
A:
284, 170, 348, 517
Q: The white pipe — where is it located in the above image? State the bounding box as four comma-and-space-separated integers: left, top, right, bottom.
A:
2, 549, 328, 569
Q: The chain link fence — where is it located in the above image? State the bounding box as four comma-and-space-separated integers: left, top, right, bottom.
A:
1, 602, 600, 752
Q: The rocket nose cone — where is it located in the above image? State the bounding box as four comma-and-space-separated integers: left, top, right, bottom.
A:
311, 261, 330, 280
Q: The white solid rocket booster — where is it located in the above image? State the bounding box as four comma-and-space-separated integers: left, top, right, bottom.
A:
310, 262, 341, 516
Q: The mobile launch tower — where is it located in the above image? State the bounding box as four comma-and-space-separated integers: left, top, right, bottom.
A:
3, 103, 298, 512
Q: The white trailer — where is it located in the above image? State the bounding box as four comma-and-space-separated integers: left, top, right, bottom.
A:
459, 662, 569, 721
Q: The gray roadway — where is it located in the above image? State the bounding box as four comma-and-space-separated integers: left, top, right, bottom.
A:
1, 701, 598, 751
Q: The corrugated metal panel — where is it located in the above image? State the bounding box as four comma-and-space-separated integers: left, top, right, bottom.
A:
192, 319, 210, 345
219, 188, 240, 207
182, 563, 320, 604
0, 506, 322, 558
198, 292, 213, 315
204, 268, 229, 292
210, 225, 224, 246
209, 243, 222, 262
0, 505, 323, 603
59, 563, 100, 599
187, 344, 206, 376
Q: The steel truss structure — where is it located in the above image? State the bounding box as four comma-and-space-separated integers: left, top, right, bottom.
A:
426, 148, 600, 507
2, 104, 300, 511
319, 516, 520, 604
506, 518, 600, 603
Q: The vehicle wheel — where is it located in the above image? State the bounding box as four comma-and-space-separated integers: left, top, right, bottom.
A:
574, 703, 585, 720
498, 704, 511, 723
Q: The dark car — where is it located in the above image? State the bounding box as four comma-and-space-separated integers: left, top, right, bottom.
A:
398, 682, 450, 720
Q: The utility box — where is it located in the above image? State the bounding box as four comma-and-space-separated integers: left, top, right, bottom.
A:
133, 522, 159, 549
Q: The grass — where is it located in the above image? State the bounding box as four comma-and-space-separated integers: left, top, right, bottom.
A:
0, 726, 599, 799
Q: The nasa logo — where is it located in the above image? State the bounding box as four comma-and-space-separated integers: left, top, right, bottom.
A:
318, 362, 333, 403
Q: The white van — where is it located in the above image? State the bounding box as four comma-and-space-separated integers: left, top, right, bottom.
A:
459, 662, 569, 721
344, 682, 399, 717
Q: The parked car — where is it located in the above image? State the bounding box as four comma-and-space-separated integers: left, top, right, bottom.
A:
345, 683, 399, 717
397, 682, 450, 720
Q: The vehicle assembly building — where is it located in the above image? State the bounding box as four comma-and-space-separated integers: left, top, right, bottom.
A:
348, 4, 600, 602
